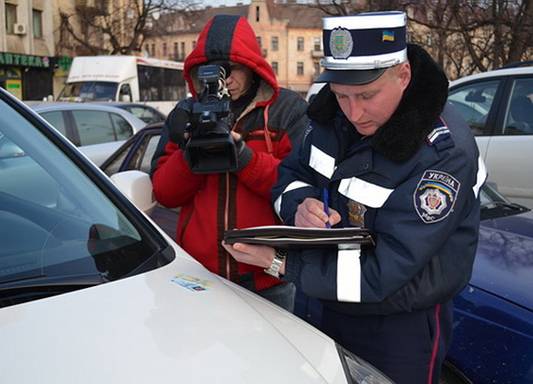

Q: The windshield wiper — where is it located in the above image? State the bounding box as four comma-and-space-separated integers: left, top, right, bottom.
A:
0, 273, 106, 295
482, 201, 528, 211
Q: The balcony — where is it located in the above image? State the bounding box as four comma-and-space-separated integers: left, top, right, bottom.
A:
311, 49, 323, 58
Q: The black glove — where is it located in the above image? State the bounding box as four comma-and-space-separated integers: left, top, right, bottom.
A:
234, 137, 253, 172
167, 99, 194, 148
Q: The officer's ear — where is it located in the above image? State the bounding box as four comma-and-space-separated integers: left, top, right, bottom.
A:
397, 62, 412, 92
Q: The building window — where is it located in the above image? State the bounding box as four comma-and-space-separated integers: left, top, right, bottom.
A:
151, 43, 156, 56
33, 9, 43, 38
256, 6, 260, 22
162, 42, 167, 56
256, 36, 262, 48
297, 37, 304, 51
426, 34, 432, 46
192, 40, 196, 49
271, 36, 278, 51
181, 42, 185, 58
272, 61, 278, 75
314, 62, 320, 76
174, 42, 178, 58
5, 3, 17, 34
297, 62, 304, 76
313, 36, 321, 51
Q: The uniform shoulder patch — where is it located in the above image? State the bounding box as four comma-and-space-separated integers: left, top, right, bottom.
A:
426, 117, 450, 145
414, 170, 460, 224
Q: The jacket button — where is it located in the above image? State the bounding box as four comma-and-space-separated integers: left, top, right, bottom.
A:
361, 163, 369, 170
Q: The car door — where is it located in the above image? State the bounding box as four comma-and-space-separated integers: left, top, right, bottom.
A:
486, 76, 533, 207
70, 109, 134, 166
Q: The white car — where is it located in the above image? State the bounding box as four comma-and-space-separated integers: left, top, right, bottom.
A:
27, 102, 147, 166
449, 63, 533, 208
0, 88, 392, 383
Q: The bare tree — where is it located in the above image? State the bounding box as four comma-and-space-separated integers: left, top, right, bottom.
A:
58, 0, 201, 56
407, 0, 533, 78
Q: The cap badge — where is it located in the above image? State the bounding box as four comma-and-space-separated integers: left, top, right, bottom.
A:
329, 27, 353, 59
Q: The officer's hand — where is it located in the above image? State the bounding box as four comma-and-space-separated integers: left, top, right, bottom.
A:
295, 197, 342, 228
231, 131, 253, 171
222, 241, 280, 271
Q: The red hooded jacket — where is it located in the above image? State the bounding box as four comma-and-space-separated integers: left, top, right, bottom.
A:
152, 15, 308, 291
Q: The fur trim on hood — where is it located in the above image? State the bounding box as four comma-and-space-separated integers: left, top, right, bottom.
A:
308, 44, 449, 162
183, 14, 279, 107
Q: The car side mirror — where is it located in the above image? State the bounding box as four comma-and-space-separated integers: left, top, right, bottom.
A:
110, 170, 157, 214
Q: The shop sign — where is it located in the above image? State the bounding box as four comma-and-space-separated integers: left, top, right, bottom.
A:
0, 52, 50, 68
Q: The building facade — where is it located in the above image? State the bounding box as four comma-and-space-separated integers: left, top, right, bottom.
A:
0, 0, 55, 99
144, 0, 324, 97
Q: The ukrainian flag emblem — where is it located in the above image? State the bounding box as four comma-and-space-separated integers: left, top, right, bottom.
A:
382, 30, 395, 42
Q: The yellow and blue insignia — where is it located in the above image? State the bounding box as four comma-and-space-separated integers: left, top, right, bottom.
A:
382, 30, 395, 42
414, 170, 460, 224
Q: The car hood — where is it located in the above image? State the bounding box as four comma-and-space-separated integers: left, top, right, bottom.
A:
473, 210, 533, 311
0, 243, 347, 384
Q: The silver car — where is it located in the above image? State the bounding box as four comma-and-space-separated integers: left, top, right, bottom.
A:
448, 63, 533, 208
28, 102, 146, 166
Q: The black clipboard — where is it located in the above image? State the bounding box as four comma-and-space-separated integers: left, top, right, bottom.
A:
223, 225, 374, 248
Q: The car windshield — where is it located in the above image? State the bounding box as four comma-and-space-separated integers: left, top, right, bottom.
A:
0, 97, 165, 307
60, 81, 118, 101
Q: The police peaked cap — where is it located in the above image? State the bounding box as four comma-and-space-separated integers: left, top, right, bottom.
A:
317, 11, 408, 85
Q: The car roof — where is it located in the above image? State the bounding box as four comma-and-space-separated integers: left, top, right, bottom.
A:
450, 66, 533, 88
28, 102, 147, 128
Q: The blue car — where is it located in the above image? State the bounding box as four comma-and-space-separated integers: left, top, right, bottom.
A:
444, 185, 533, 384
102, 126, 533, 383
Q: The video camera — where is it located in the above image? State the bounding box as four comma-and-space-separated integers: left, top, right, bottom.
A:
184, 64, 238, 173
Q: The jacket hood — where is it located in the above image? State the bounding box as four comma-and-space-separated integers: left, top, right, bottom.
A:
184, 15, 279, 106
308, 44, 449, 162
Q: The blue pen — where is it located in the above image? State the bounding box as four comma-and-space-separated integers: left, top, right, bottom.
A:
322, 187, 331, 228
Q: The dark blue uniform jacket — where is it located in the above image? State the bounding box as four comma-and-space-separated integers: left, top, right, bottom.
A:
273, 44, 487, 316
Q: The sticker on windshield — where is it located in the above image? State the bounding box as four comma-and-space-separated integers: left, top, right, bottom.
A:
171, 273, 211, 292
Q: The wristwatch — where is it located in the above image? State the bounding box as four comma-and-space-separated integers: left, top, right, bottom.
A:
264, 248, 287, 278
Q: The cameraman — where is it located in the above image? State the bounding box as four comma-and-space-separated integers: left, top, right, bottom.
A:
150, 15, 307, 311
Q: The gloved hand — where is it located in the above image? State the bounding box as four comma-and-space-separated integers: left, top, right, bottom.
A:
167, 99, 194, 148
232, 132, 253, 172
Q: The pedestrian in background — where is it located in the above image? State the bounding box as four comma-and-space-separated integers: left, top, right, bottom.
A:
151, 15, 308, 311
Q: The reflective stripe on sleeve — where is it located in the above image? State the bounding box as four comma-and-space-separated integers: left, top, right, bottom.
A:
338, 177, 394, 208
309, 145, 336, 179
274, 180, 313, 217
472, 156, 487, 198
337, 248, 361, 302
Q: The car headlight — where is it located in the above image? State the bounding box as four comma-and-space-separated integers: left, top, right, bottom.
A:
337, 344, 395, 384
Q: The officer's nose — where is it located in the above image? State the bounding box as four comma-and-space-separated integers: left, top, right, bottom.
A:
347, 98, 364, 122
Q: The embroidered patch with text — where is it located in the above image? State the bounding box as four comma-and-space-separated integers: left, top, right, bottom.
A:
414, 170, 460, 224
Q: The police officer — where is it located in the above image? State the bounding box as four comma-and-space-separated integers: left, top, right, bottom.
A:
223, 11, 487, 384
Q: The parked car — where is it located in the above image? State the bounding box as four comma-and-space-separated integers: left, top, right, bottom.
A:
93, 102, 167, 124
443, 184, 533, 384
448, 62, 533, 208
28, 102, 146, 166
0, 88, 393, 384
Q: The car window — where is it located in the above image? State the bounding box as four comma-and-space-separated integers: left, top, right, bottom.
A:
503, 78, 533, 135
0, 98, 165, 307
126, 106, 164, 124
448, 80, 500, 135
40, 111, 68, 137
110, 113, 133, 140
101, 140, 134, 176
138, 135, 161, 173
72, 110, 116, 145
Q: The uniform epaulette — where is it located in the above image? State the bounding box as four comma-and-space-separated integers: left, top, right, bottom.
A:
426, 117, 454, 151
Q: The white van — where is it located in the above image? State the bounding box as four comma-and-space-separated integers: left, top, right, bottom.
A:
59, 56, 186, 115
